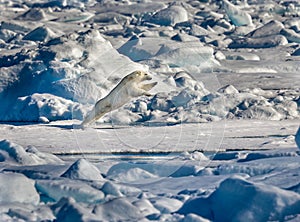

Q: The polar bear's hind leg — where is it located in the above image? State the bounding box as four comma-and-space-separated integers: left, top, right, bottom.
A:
80, 103, 111, 128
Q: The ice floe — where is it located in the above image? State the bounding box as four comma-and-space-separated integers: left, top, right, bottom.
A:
0, 140, 62, 165
178, 175, 300, 221
0, 172, 40, 205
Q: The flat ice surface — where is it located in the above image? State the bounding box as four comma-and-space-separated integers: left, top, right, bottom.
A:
0, 119, 298, 154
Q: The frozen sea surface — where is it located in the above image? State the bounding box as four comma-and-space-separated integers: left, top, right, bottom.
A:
0, 119, 299, 221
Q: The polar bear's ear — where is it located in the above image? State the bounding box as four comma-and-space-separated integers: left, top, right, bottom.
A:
135, 71, 142, 76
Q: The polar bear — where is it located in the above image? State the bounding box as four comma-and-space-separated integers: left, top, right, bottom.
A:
80, 70, 157, 127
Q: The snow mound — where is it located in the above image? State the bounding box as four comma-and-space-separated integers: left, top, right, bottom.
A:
217, 84, 239, 94
145, 4, 188, 26
178, 176, 300, 221
154, 46, 220, 71
248, 20, 284, 38
52, 197, 98, 222
107, 161, 199, 180
132, 198, 160, 216
238, 105, 283, 120
222, 0, 252, 27
61, 158, 103, 181
149, 196, 183, 214
0, 140, 62, 165
101, 181, 123, 197
23, 26, 58, 42
0, 172, 40, 205
17, 8, 47, 21
229, 35, 288, 48
179, 151, 209, 161
101, 181, 141, 197
281, 28, 300, 44
118, 37, 219, 72
107, 167, 158, 183
1, 93, 84, 122
36, 179, 104, 204
93, 198, 143, 221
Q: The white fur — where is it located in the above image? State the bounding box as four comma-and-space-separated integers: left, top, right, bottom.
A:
81, 71, 157, 127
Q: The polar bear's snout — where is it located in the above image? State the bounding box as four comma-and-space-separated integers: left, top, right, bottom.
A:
143, 72, 152, 81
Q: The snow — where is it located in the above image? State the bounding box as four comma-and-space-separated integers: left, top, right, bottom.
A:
61, 158, 103, 181
248, 20, 284, 38
35, 178, 105, 203
281, 28, 300, 44
0, 172, 40, 205
108, 167, 158, 183
0, 0, 299, 220
145, 4, 189, 26
2, 93, 84, 122
222, 0, 253, 27
52, 197, 98, 222
178, 175, 300, 222
132, 198, 160, 216
182, 214, 210, 222
0, 18, 298, 124
0, 134, 299, 220
229, 35, 288, 49
93, 197, 144, 221
150, 196, 183, 214
0, 139, 62, 165
23, 26, 58, 42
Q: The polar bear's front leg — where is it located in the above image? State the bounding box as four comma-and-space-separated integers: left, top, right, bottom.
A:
140, 82, 157, 96
140, 82, 157, 91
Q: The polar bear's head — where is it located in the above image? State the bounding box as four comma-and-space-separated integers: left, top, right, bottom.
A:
126, 70, 152, 82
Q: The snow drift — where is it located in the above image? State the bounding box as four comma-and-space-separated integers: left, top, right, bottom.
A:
178, 175, 300, 222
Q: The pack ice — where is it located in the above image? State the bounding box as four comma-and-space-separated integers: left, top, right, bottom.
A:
0, 0, 299, 221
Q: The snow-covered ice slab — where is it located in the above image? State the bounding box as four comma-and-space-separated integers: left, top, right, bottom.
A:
0, 172, 40, 205
222, 0, 252, 27
178, 175, 300, 221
